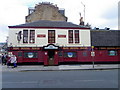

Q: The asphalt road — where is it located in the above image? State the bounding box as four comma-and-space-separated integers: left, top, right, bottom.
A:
2, 69, 118, 88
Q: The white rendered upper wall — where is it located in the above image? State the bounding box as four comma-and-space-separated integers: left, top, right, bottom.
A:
8, 28, 91, 47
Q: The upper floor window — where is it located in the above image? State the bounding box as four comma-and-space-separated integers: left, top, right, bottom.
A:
68, 30, 73, 43
48, 30, 55, 43
23, 30, 28, 43
68, 30, 80, 43
75, 30, 79, 43
29, 30, 35, 43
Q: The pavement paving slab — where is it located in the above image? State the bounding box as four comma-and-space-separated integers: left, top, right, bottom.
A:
1, 64, 119, 72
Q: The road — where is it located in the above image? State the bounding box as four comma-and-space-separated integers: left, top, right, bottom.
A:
2, 69, 118, 88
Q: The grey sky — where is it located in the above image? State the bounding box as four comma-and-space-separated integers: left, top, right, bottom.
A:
0, 0, 119, 42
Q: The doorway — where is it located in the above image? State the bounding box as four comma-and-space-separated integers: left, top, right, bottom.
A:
48, 50, 55, 65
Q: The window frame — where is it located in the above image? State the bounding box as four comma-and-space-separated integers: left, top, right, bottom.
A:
75, 30, 80, 43
23, 30, 28, 43
29, 30, 35, 43
68, 30, 73, 43
48, 30, 55, 43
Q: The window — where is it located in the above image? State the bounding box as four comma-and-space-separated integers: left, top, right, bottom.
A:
24, 52, 38, 58
58, 52, 63, 57
68, 30, 73, 43
68, 30, 80, 43
29, 30, 35, 43
82, 52, 87, 56
108, 50, 117, 56
18, 52, 22, 57
48, 30, 55, 43
75, 30, 79, 43
23, 30, 28, 43
64, 52, 77, 58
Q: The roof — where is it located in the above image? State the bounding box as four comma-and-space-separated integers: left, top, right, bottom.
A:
8, 20, 90, 29
91, 30, 120, 46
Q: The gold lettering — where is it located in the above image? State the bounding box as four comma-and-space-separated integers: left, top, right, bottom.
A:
13, 48, 19, 50
21, 47, 30, 50
100, 47, 106, 49
70, 47, 79, 49
80, 47, 87, 49
107, 47, 115, 49
63, 47, 69, 49
32, 47, 40, 50
116, 47, 120, 49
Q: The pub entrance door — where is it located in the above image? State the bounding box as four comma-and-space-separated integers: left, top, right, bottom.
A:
48, 50, 55, 65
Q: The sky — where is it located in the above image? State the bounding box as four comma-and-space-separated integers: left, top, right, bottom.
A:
0, 0, 119, 42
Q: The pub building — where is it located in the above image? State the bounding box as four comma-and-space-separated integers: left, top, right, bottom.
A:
7, 2, 120, 65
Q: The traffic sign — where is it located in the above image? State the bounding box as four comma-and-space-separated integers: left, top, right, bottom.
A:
91, 51, 95, 56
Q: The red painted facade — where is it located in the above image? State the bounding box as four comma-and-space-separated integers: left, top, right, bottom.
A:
8, 46, 120, 65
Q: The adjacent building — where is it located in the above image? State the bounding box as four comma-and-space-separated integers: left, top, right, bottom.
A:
26, 2, 67, 23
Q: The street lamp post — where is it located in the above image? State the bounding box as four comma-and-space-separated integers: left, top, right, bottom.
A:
91, 46, 95, 68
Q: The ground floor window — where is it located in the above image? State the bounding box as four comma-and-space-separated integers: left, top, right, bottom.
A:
82, 52, 88, 56
108, 50, 117, 56
64, 52, 77, 58
18, 52, 22, 57
24, 52, 38, 58
58, 51, 63, 57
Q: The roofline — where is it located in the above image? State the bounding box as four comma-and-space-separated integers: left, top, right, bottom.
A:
8, 26, 90, 29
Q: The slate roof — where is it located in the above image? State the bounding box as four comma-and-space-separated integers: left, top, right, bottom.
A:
9, 20, 90, 29
91, 30, 120, 46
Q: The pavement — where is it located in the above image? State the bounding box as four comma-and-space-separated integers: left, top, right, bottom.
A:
1, 64, 119, 72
